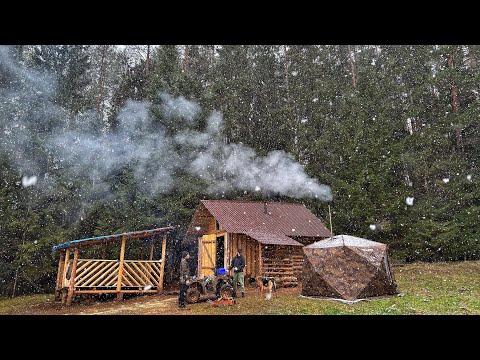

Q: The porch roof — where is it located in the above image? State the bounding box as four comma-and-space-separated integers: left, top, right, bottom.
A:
244, 230, 303, 246
52, 226, 175, 251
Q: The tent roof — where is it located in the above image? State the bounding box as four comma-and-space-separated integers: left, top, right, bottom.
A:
52, 226, 175, 251
304, 234, 386, 249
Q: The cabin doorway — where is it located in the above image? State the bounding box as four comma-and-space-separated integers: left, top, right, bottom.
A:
198, 232, 227, 277
216, 236, 225, 270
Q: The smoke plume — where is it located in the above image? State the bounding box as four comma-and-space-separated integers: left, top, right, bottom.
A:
0, 46, 332, 212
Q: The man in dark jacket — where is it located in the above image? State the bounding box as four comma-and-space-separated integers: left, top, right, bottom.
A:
228, 249, 245, 298
178, 251, 191, 310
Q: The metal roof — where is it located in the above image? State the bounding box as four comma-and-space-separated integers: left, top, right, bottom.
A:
244, 230, 303, 246
304, 235, 385, 249
52, 226, 175, 251
184, 200, 331, 243
201, 200, 331, 237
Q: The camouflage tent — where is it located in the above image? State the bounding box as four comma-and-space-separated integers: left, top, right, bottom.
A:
301, 235, 397, 300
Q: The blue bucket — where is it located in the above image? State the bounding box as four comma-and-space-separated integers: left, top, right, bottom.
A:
217, 267, 226, 275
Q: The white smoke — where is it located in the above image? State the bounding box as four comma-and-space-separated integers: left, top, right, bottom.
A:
0, 45, 332, 208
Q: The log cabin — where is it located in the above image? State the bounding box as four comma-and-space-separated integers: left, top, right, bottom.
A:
184, 200, 331, 287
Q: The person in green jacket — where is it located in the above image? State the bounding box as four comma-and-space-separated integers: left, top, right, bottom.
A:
178, 251, 191, 310
228, 248, 245, 298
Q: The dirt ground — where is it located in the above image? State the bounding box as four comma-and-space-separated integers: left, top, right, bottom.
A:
5, 285, 300, 315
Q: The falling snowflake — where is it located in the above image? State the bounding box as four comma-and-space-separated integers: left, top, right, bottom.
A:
369, 224, 376, 231
33, 240, 38, 244
291, 71, 298, 76
292, 228, 295, 232
195, 226, 201, 231
144, 285, 152, 291
442, 178, 449, 184
21, 175, 37, 187
467, 175, 472, 181
406, 196, 414, 206
255, 186, 261, 192
312, 98, 318, 102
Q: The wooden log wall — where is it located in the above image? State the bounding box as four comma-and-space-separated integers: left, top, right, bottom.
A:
263, 245, 303, 287
193, 207, 216, 233
228, 234, 258, 278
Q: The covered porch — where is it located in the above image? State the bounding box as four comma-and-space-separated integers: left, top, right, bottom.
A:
198, 231, 303, 287
52, 226, 174, 306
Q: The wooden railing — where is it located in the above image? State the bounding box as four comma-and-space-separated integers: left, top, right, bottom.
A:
63, 259, 163, 292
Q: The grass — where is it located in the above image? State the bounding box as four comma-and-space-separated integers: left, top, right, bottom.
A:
0, 261, 479, 315
191, 261, 480, 315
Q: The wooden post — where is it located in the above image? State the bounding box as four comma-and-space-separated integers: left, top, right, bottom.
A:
116, 235, 126, 301
224, 233, 229, 269
158, 235, 167, 292
55, 251, 66, 301
258, 242, 263, 277
61, 249, 71, 305
149, 238, 155, 260
328, 204, 333, 238
66, 247, 79, 306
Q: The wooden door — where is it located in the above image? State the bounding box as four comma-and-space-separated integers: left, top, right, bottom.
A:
199, 234, 217, 277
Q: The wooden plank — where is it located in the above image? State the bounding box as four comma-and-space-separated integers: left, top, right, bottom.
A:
248, 238, 254, 276
88, 261, 118, 286
143, 262, 160, 286
66, 247, 79, 306
72, 289, 159, 294
224, 232, 229, 269
241, 235, 246, 260
158, 235, 167, 291
78, 261, 111, 287
201, 234, 216, 276
136, 261, 154, 285
127, 261, 148, 286
127, 261, 146, 284
258, 242, 263, 277
75, 260, 93, 274
75, 260, 104, 285
97, 265, 119, 287
116, 235, 126, 301
197, 236, 202, 278
121, 263, 141, 286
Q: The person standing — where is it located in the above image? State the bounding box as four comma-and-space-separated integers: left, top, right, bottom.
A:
228, 248, 245, 298
178, 251, 191, 310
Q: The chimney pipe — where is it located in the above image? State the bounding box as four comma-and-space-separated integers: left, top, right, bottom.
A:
264, 202, 268, 214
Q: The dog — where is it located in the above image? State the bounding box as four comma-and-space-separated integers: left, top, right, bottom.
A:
253, 276, 277, 299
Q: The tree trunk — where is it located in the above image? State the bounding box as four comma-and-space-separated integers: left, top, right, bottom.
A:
183, 45, 190, 74
348, 45, 357, 90
468, 46, 476, 69
146, 45, 151, 76
96, 45, 107, 113
447, 53, 464, 154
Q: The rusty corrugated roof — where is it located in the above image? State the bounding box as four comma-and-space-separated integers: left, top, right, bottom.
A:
244, 230, 304, 246
201, 200, 331, 238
